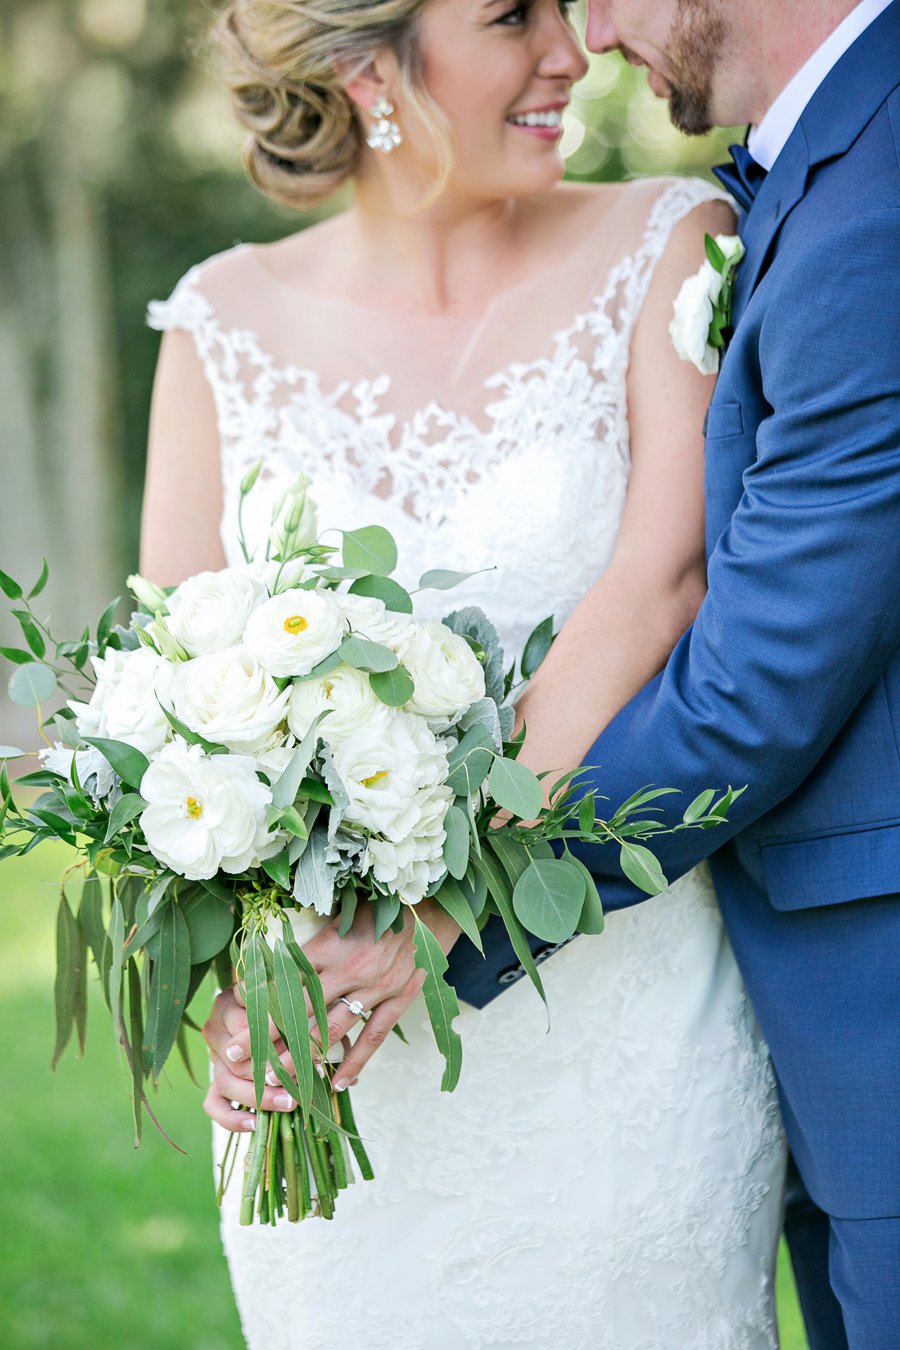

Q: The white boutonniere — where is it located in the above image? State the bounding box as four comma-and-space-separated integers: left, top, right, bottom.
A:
670, 233, 746, 375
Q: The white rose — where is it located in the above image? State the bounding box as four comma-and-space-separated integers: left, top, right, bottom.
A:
288, 665, 392, 746
140, 739, 275, 880
400, 621, 486, 720
333, 592, 414, 650
243, 587, 347, 678
669, 266, 719, 375
169, 646, 290, 753
331, 714, 448, 842
167, 569, 264, 657
367, 782, 452, 903
69, 646, 173, 757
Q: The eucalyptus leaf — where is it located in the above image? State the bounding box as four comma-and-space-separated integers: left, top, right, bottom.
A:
180, 885, 237, 963
369, 665, 415, 707
0, 568, 23, 599
373, 891, 401, 939
619, 841, 668, 897
683, 788, 716, 824
28, 558, 50, 599
567, 852, 605, 935
9, 662, 57, 707
512, 858, 583, 944
0, 746, 27, 759
472, 845, 547, 1013
52, 892, 82, 1069
107, 896, 126, 1040
342, 525, 398, 577
446, 722, 494, 797
412, 910, 463, 1092
442, 803, 470, 880
12, 609, 46, 659
488, 757, 543, 820
0, 646, 33, 666
339, 635, 398, 673
241, 930, 270, 1112
261, 845, 292, 891
432, 875, 484, 952
159, 705, 229, 756
143, 901, 191, 1080
520, 615, 554, 680
273, 938, 315, 1117
271, 715, 327, 808
417, 567, 487, 591
349, 574, 413, 613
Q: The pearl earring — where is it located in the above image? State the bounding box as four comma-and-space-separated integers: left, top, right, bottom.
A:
367, 97, 403, 154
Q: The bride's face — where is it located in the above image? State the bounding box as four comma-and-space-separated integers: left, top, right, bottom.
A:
413, 0, 589, 200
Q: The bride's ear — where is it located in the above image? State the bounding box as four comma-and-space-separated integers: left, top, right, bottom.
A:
333, 51, 398, 118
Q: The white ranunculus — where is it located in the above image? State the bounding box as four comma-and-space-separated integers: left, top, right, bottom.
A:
169, 646, 290, 753
331, 713, 448, 842
243, 587, 347, 678
288, 664, 392, 746
367, 782, 452, 903
167, 569, 264, 657
333, 592, 414, 650
69, 646, 173, 757
139, 739, 275, 880
400, 621, 486, 720
40, 743, 118, 801
669, 266, 719, 375
269, 474, 319, 558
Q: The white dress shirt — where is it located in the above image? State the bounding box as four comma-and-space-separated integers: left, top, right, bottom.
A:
748, 0, 894, 170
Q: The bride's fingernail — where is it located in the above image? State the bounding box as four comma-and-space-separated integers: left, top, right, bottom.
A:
226, 1044, 247, 1063
333, 1080, 347, 1092
315, 1062, 326, 1079
273, 1093, 293, 1110
265, 1069, 278, 1086
240, 1117, 256, 1131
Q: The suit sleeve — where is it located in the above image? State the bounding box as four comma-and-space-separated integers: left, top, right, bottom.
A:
568, 206, 900, 905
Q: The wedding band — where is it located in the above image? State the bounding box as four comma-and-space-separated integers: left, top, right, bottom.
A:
339, 997, 367, 1018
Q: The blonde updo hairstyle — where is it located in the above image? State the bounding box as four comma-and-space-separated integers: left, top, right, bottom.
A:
215, 0, 452, 210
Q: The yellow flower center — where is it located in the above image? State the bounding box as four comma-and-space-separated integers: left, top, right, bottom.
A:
283, 614, 309, 636
361, 770, 389, 788
185, 796, 203, 820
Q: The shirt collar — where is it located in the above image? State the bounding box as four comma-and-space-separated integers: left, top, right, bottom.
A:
747, 0, 894, 170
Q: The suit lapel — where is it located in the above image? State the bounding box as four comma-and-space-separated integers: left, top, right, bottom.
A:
731, 0, 900, 329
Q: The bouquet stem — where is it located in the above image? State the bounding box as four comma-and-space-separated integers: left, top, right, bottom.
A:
234, 1081, 373, 1227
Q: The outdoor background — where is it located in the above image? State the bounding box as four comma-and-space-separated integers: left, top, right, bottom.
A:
0, 2, 809, 1346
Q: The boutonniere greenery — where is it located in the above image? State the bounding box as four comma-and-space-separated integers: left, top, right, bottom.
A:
670, 233, 746, 375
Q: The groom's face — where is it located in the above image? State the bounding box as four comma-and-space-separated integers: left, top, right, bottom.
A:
585, 0, 731, 134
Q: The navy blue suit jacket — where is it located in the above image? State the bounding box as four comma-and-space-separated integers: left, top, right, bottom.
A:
448, 2, 900, 1218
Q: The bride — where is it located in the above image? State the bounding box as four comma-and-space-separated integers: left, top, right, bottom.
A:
142, 0, 786, 1345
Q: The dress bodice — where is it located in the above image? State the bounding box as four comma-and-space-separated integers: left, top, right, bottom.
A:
148, 177, 724, 665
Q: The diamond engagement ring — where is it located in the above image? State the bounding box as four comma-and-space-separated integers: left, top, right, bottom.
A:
339, 997, 367, 1018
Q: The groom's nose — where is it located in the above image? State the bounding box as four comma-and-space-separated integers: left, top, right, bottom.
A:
584, 1, 619, 55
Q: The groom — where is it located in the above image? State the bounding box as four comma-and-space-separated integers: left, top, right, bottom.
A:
550, 1, 897, 1346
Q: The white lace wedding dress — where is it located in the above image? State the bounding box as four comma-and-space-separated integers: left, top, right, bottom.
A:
149, 177, 786, 1349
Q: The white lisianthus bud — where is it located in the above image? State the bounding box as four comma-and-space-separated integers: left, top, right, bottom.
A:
169, 646, 291, 752
167, 569, 264, 657
127, 574, 169, 614
244, 588, 347, 678
333, 592, 414, 650
147, 616, 190, 663
69, 646, 174, 757
240, 459, 263, 497
288, 665, 392, 746
400, 621, 486, 720
716, 234, 746, 271
139, 739, 275, 880
331, 714, 448, 842
269, 473, 318, 558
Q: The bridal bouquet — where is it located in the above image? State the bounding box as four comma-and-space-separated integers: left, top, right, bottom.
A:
0, 469, 737, 1227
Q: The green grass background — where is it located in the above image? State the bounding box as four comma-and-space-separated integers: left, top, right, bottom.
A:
1, 848, 809, 1349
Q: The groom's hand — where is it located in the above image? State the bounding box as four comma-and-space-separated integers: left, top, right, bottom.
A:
202, 901, 462, 1130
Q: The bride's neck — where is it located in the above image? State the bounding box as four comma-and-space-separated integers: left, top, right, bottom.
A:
346, 173, 528, 319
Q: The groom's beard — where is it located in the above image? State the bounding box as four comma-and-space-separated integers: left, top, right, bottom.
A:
664, 0, 727, 135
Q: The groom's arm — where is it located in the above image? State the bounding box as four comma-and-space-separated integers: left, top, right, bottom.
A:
568, 207, 900, 904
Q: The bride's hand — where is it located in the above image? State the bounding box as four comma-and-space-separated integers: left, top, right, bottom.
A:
202, 901, 461, 1129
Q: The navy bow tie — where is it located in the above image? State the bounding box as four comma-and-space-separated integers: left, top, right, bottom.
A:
713, 143, 768, 213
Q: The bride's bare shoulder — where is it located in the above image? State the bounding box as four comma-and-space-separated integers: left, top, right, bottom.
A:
193, 212, 351, 294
